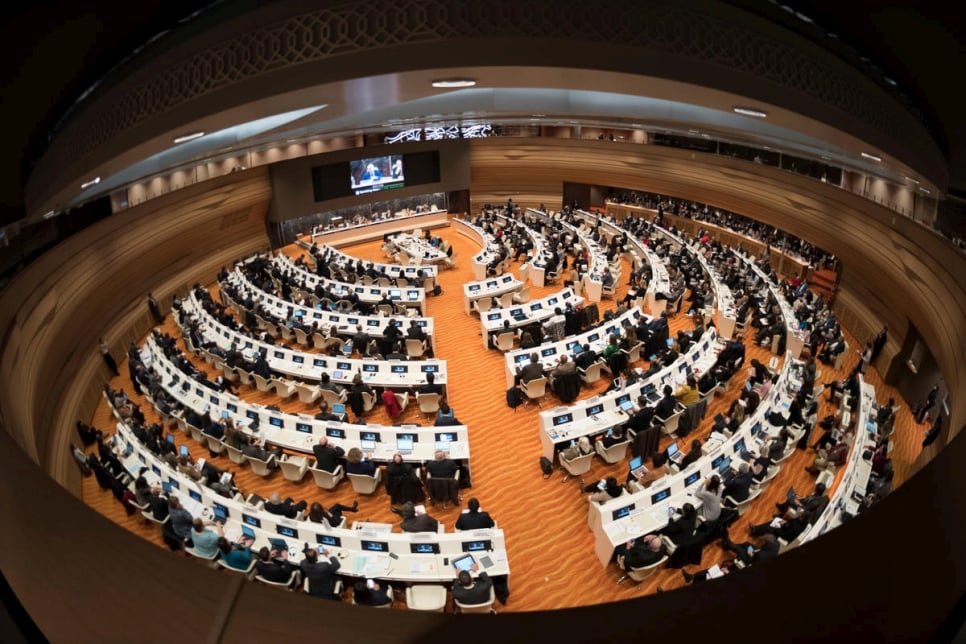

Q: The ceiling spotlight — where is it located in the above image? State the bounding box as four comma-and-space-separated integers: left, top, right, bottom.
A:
919, 187, 931, 195
173, 131, 205, 144
733, 107, 768, 118
904, 176, 920, 184
80, 177, 101, 189
431, 78, 476, 88
42, 210, 58, 220
861, 152, 882, 162
820, 155, 832, 161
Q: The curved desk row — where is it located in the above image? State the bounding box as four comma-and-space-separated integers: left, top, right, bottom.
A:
110, 419, 503, 584
273, 253, 427, 315
478, 287, 584, 349
143, 337, 469, 462
180, 293, 447, 389
316, 242, 439, 279
308, 209, 450, 248
588, 355, 802, 566
220, 269, 436, 349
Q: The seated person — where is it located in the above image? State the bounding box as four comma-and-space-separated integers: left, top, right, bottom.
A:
722, 463, 754, 504
399, 501, 439, 533
601, 426, 627, 449
452, 567, 493, 606
314, 401, 341, 421
748, 508, 810, 542
616, 533, 666, 568
674, 376, 700, 407
560, 436, 593, 462
681, 559, 736, 584
582, 476, 625, 504
312, 436, 345, 473
426, 450, 458, 478
300, 546, 342, 600
455, 497, 495, 530
435, 401, 462, 426
307, 500, 359, 528
190, 517, 222, 557
720, 531, 779, 566
352, 580, 392, 607
574, 343, 599, 371
654, 385, 677, 419
216, 535, 254, 571
678, 439, 703, 469
254, 546, 297, 586
515, 352, 544, 385
263, 491, 308, 520
416, 372, 443, 396
240, 435, 283, 468
549, 354, 576, 389
345, 447, 377, 476
661, 503, 698, 545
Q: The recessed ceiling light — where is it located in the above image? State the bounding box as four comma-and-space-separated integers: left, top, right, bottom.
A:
861, 152, 882, 162
431, 78, 476, 88
733, 107, 768, 118
80, 177, 101, 189
904, 176, 920, 184
173, 131, 205, 144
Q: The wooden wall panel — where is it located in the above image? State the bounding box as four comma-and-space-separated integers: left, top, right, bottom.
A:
469, 138, 966, 437
0, 168, 272, 491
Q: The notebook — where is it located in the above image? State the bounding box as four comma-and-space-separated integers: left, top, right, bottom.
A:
666, 441, 683, 463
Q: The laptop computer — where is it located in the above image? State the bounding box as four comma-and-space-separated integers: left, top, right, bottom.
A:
620, 399, 634, 412
268, 538, 288, 551
241, 525, 256, 540
666, 441, 684, 463
361, 439, 376, 452
628, 455, 647, 480
641, 383, 660, 403
331, 403, 346, 416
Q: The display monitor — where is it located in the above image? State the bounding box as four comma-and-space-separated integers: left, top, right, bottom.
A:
242, 514, 261, 529
296, 422, 313, 434
410, 542, 440, 554
461, 540, 492, 552
317, 534, 342, 547
277, 525, 298, 539
612, 504, 636, 521
650, 488, 671, 504
553, 414, 573, 426
360, 540, 388, 552
350, 155, 404, 195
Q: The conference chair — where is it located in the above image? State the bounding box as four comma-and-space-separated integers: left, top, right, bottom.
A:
253, 374, 275, 393
595, 438, 631, 464
216, 558, 256, 578
246, 453, 277, 477
187, 424, 205, 444
426, 468, 461, 508
273, 379, 297, 399
391, 391, 410, 418
225, 444, 248, 466
294, 328, 310, 345
278, 455, 309, 482
499, 291, 515, 308
320, 388, 347, 408
471, 297, 493, 316
185, 546, 220, 568
309, 463, 344, 490
405, 585, 448, 612
512, 286, 531, 304
521, 376, 548, 408
578, 361, 604, 386
205, 435, 227, 456
601, 283, 616, 299
416, 392, 441, 418
141, 510, 169, 534
361, 390, 377, 415
396, 277, 409, 287
558, 449, 594, 483
295, 382, 322, 405
494, 331, 516, 352
406, 338, 427, 359
656, 405, 685, 436
352, 584, 393, 608
378, 304, 395, 316
347, 468, 382, 495
725, 486, 762, 517
778, 535, 803, 554
236, 368, 254, 387
616, 554, 668, 587
454, 587, 496, 614
621, 341, 644, 365
375, 277, 392, 287
254, 569, 300, 591
311, 332, 328, 350
304, 577, 345, 599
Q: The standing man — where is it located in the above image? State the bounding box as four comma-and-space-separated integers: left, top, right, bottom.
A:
916, 384, 940, 424
148, 292, 164, 324
870, 325, 888, 364
99, 338, 119, 377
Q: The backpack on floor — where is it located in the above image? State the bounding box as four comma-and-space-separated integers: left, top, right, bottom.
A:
539, 456, 554, 479
506, 386, 523, 409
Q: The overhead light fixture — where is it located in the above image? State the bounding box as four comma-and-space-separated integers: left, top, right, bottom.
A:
919, 187, 931, 195
820, 155, 832, 161
631, 123, 643, 128
42, 210, 57, 220
218, 146, 234, 153
80, 177, 101, 189
861, 152, 882, 162
904, 176, 920, 184
173, 131, 205, 144
431, 78, 476, 88
531, 114, 546, 118
733, 107, 768, 118
688, 129, 700, 135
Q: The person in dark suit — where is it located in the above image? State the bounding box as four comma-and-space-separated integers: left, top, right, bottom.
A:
455, 497, 495, 531
407, 320, 427, 342
617, 533, 666, 568
722, 463, 754, 504
574, 344, 599, 371
720, 530, 779, 566
254, 546, 296, 587
345, 447, 377, 476
313, 437, 345, 473
253, 352, 271, 379
264, 492, 307, 519
654, 385, 677, 419
661, 503, 698, 546
399, 501, 439, 533
678, 439, 703, 469
300, 547, 342, 599
352, 580, 392, 607
452, 568, 493, 607
515, 352, 544, 385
